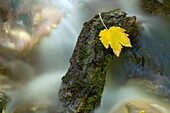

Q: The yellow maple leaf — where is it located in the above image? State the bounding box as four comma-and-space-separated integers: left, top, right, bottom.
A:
139, 110, 145, 113
99, 26, 132, 57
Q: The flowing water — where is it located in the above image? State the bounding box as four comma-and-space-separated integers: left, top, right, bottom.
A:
0, 0, 170, 113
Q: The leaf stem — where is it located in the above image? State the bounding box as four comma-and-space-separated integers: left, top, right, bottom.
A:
98, 13, 108, 30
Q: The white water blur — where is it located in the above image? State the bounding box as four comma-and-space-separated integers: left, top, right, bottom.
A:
2, 0, 170, 113
5, 71, 65, 113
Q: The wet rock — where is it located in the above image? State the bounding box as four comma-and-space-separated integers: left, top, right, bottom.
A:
0, 92, 8, 113
59, 9, 137, 113
109, 98, 168, 113
126, 104, 161, 113
124, 41, 170, 101
140, 0, 170, 16
122, 17, 170, 102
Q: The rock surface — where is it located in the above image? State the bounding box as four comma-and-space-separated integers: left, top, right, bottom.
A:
0, 92, 8, 113
109, 98, 168, 113
140, 0, 170, 16
59, 9, 137, 113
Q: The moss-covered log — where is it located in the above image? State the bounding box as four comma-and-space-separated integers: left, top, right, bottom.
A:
59, 9, 137, 113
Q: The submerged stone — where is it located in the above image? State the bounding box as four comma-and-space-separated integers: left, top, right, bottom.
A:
109, 98, 168, 113
120, 4, 170, 100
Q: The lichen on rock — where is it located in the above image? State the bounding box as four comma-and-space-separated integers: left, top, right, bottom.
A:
59, 9, 137, 113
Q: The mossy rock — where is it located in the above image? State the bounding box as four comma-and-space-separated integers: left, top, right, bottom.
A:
59, 9, 137, 113
0, 92, 8, 113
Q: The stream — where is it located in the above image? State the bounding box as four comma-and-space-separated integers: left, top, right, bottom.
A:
0, 0, 170, 113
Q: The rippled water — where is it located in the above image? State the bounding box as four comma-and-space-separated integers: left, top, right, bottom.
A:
1, 0, 170, 113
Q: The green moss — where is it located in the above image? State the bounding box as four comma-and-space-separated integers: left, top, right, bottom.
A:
88, 40, 96, 45
0, 92, 8, 113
